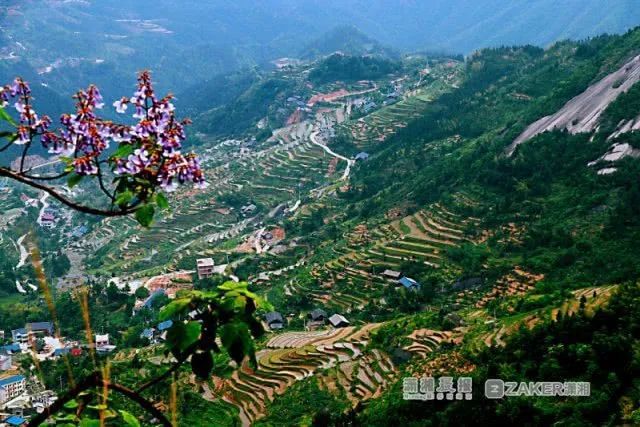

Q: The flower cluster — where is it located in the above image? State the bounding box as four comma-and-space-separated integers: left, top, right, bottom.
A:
1, 72, 206, 195
1, 78, 52, 146
109, 71, 206, 191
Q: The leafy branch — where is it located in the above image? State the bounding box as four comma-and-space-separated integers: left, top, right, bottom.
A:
29, 281, 270, 426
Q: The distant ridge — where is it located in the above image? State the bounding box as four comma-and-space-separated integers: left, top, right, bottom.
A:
299, 25, 398, 60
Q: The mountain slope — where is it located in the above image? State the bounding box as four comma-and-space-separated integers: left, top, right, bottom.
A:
299, 25, 398, 59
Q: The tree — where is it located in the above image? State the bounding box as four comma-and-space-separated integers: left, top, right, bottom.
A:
0, 72, 206, 227
134, 286, 150, 300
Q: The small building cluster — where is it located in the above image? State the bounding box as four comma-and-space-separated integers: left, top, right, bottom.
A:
140, 320, 174, 344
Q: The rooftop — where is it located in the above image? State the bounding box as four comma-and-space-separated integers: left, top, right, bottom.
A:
157, 320, 173, 331
328, 314, 349, 326
398, 277, 420, 289
197, 258, 214, 267
27, 322, 54, 333
4, 415, 25, 426
0, 375, 25, 387
265, 312, 284, 324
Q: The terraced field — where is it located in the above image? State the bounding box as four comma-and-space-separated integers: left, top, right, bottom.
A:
81, 119, 346, 276
325, 202, 476, 281
403, 328, 458, 358
342, 63, 463, 151
476, 285, 620, 349
474, 268, 544, 308
219, 324, 391, 425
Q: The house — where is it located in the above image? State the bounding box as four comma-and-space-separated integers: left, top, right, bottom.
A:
382, 269, 402, 280
264, 312, 285, 330
240, 204, 257, 215
354, 152, 369, 162
398, 277, 420, 290
2, 415, 26, 426
196, 258, 215, 280
328, 314, 350, 328
308, 309, 327, 324
0, 355, 11, 371
52, 348, 70, 358
362, 101, 377, 112
26, 322, 53, 337
0, 345, 20, 355
157, 320, 173, 332
10, 329, 27, 345
140, 328, 154, 341
95, 334, 116, 354
0, 376, 26, 404
12, 322, 54, 346
40, 212, 56, 229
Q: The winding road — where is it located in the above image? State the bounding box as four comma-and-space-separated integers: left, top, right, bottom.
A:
309, 130, 354, 181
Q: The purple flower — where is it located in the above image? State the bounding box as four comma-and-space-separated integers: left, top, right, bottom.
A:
133, 105, 146, 119
16, 126, 30, 145
115, 148, 151, 175
74, 157, 98, 175
113, 97, 128, 114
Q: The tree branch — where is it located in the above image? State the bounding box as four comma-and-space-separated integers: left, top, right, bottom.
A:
0, 166, 137, 217
27, 372, 172, 427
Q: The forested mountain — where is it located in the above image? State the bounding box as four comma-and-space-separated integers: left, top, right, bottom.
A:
3, 0, 640, 98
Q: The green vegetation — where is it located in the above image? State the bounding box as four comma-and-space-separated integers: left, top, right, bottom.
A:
309, 54, 401, 84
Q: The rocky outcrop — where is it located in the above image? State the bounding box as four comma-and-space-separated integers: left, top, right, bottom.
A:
507, 55, 640, 156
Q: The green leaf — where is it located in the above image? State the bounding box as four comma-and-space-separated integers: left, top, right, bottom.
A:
135, 204, 155, 227
79, 418, 101, 427
0, 131, 14, 140
0, 106, 16, 126
191, 350, 214, 379
218, 281, 249, 291
119, 410, 141, 427
166, 321, 200, 354
156, 193, 170, 210
159, 298, 191, 321
115, 190, 134, 207
220, 321, 254, 366
111, 144, 135, 159
63, 399, 79, 409
54, 414, 78, 422
67, 173, 84, 188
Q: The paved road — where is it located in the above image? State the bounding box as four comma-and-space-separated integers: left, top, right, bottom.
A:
309, 130, 354, 181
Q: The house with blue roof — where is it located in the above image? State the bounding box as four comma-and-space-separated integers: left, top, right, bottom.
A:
3, 415, 26, 426
10, 329, 27, 345
157, 320, 173, 332
53, 348, 70, 357
0, 344, 21, 354
398, 276, 420, 291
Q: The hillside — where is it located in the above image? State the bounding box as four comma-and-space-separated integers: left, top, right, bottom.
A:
299, 25, 398, 59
